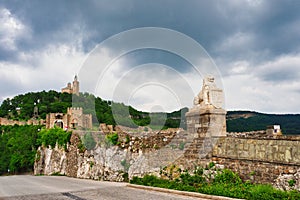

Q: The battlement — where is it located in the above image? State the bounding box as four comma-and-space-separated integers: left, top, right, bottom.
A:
67, 107, 83, 111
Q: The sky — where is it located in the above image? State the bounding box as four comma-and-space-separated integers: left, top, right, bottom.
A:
0, 0, 300, 113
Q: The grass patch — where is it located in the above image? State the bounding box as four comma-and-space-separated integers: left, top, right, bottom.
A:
130, 168, 300, 200
50, 172, 65, 176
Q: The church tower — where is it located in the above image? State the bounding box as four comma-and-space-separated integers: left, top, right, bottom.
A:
72, 75, 79, 95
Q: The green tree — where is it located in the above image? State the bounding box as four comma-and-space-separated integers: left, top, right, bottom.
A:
0, 125, 42, 174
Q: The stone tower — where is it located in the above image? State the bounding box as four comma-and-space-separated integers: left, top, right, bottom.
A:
72, 75, 79, 96
61, 75, 80, 95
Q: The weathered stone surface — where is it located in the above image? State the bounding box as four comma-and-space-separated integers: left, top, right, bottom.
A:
193, 75, 224, 109
274, 168, 300, 191
212, 137, 300, 165
34, 145, 66, 175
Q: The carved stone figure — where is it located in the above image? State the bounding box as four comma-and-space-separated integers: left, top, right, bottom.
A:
186, 75, 227, 136
193, 75, 223, 109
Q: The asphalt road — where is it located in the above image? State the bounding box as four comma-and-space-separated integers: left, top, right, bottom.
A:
0, 175, 203, 200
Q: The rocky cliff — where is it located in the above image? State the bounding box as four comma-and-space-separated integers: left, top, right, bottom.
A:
34, 129, 189, 181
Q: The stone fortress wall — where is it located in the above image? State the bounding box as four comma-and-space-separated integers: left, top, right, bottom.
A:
211, 135, 300, 184
33, 126, 300, 190
34, 75, 300, 190
0, 117, 45, 126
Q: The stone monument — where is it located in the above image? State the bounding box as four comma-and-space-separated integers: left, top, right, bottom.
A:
186, 75, 226, 137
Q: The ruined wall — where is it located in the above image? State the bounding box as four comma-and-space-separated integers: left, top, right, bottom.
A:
33, 75, 300, 189
34, 129, 187, 181
34, 129, 300, 190
0, 117, 44, 126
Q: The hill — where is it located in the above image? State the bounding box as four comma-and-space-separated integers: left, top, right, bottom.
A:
227, 111, 300, 135
1, 91, 300, 134
0, 91, 186, 129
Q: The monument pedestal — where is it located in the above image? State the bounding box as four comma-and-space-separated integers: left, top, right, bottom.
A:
186, 106, 227, 137
183, 75, 226, 160
185, 107, 226, 159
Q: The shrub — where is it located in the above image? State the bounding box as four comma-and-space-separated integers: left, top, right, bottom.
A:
213, 169, 242, 185
37, 127, 72, 149
130, 167, 300, 199
122, 172, 129, 182
50, 172, 65, 176
105, 132, 119, 145
288, 179, 296, 187
208, 162, 215, 169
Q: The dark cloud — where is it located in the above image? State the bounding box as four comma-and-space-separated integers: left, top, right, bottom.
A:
1, 0, 299, 62
0, 1, 241, 54
1, 0, 300, 112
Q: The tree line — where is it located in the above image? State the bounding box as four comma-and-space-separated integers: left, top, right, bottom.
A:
0, 91, 300, 133
0, 91, 186, 129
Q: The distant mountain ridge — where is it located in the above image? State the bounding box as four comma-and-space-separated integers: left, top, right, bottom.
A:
0, 91, 299, 134
226, 111, 300, 135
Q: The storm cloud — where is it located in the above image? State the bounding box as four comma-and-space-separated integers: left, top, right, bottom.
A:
0, 0, 299, 113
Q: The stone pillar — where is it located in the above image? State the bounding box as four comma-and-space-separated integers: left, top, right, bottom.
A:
184, 75, 226, 160
185, 107, 226, 160
186, 106, 226, 136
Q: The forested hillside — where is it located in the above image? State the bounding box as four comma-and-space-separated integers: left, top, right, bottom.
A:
0, 91, 186, 129
227, 111, 300, 135
0, 91, 72, 120
0, 91, 300, 133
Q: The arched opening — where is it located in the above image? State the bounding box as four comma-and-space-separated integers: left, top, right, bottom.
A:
55, 114, 63, 119
71, 118, 78, 129
54, 120, 64, 128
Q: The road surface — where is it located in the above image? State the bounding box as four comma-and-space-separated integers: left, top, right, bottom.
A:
0, 175, 205, 200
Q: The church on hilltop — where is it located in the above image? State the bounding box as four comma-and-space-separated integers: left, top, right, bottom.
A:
61, 75, 79, 95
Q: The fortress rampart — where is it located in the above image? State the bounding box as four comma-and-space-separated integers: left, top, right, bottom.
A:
34, 76, 300, 190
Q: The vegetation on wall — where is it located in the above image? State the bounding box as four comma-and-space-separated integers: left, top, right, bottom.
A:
36, 127, 72, 149
105, 132, 119, 146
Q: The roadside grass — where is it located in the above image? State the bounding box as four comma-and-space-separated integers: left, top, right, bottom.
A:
130, 168, 300, 200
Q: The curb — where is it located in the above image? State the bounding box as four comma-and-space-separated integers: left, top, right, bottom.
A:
127, 184, 244, 200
